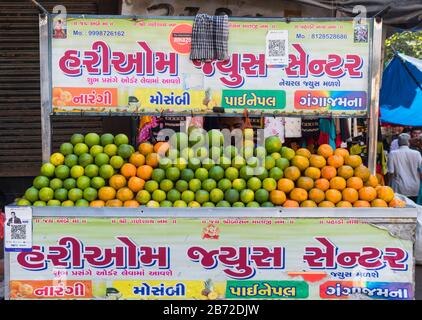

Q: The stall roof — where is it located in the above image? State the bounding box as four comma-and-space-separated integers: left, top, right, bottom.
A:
380, 53, 422, 126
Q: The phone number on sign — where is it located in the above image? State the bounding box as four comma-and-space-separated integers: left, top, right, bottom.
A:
87, 30, 125, 36
311, 33, 347, 39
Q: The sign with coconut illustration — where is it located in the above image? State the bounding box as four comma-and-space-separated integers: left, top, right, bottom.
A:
7, 216, 413, 300
50, 16, 371, 116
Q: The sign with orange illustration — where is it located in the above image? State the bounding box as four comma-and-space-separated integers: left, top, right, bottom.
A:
9, 280, 93, 299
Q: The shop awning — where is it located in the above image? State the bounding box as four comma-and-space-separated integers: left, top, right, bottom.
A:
380, 53, 422, 126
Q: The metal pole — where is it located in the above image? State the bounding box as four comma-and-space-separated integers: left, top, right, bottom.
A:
367, 18, 383, 175
39, 14, 52, 162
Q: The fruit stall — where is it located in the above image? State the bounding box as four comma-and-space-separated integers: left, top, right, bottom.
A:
3, 13, 418, 300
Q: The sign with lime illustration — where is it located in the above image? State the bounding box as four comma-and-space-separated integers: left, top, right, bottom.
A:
6, 215, 413, 300
50, 16, 371, 116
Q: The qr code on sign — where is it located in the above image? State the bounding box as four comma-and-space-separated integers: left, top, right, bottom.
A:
11, 224, 26, 240
268, 39, 286, 57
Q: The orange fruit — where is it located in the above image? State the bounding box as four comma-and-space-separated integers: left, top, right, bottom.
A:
284, 166, 301, 181
337, 165, 354, 179
296, 148, 311, 159
283, 200, 299, 207
365, 175, 379, 187
347, 177, 364, 190
90, 200, 105, 207
300, 200, 317, 207
321, 166, 337, 180
146, 152, 159, 168
106, 199, 123, 207
304, 167, 321, 180
53, 87, 63, 98
121, 163, 137, 178
109, 174, 127, 189
371, 199, 388, 207
309, 155, 326, 168
291, 155, 310, 171
354, 200, 371, 207
325, 189, 342, 204
358, 186, 377, 201
137, 165, 153, 180
129, 152, 145, 167
154, 141, 170, 155
330, 176, 346, 191
344, 155, 363, 168
296, 176, 314, 191
138, 142, 154, 156
128, 176, 145, 192
290, 188, 308, 203
98, 187, 116, 201
315, 178, 330, 191
319, 201, 335, 207
269, 190, 286, 205
389, 198, 406, 208
376, 186, 395, 203
342, 188, 359, 203
376, 173, 384, 186
334, 148, 349, 158
124, 200, 140, 207
117, 187, 134, 202
317, 144, 334, 159
277, 178, 295, 193
308, 188, 325, 204
327, 155, 344, 168
354, 165, 371, 182
336, 201, 352, 207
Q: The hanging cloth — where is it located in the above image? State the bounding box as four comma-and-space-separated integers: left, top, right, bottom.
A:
301, 117, 320, 138
190, 14, 229, 61
318, 118, 336, 149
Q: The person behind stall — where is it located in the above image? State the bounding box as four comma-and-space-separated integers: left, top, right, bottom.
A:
387, 133, 422, 202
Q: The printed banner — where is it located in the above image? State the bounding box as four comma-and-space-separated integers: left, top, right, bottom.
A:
7, 215, 413, 300
50, 16, 371, 116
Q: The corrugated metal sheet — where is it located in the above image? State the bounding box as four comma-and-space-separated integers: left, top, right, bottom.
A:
0, 1, 103, 177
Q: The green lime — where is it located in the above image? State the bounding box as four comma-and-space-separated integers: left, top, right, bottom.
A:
90, 145, 104, 157
281, 147, 295, 161
255, 188, 269, 204
232, 156, 246, 169
33, 176, 50, 189
195, 147, 208, 160
75, 199, 89, 207
180, 168, 194, 182
225, 167, 239, 181
152, 168, 166, 183
74, 143, 89, 156
261, 201, 274, 207
181, 147, 195, 160
175, 180, 189, 193
61, 200, 75, 207
63, 178, 76, 190
68, 188, 83, 202
242, 147, 254, 160
100, 133, 114, 146
240, 189, 255, 204
173, 200, 187, 207
158, 157, 172, 170
174, 157, 188, 170
263, 178, 277, 192
216, 200, 231, 207
84, 133, 100, 147
160, 179, 174, 192
255, 167, 269, 180
24, 187, 39, 202
247, 201, 261, 208
90, 177, 105, 189
152, 189, 167, 202
104, 144, 118, 157
50, 152, 65, 166
189, 178, 202, 192
202, 179, 217, 192
265, 156, 276, 170
202, 158, 215, 170
144, 180, 159, 193
76, 176, 91, 190
188, 201, 201, 208
181, 190, 195, 203
225, 188, 239, 204
195, 190, 209, 204
255, 146, 267, 158
188, 127, 206, 147
17, 199, 31, 206
232, 178, 247, 192
64, 154, 78, 167
219, 156, 231, 169
78, 153, 94, 167
99, 164, 114, 179
271, 152, 281, 160
146, 200, 160, 208
169, 132, 188, 150
49, 178, 63, 190
167, 148, 180, 161
70, 165, 84, 179
110, 156, 124, 169
210, 147, 222, 161
54, 188, 68, 201
208, 129, 224, 147
118, 144, 133, 159
136, 190, 151, 204
217, 178, 232, 192
84, 164, 99, 178
195, 168, 208, 181
233, 202, 245, 207
83, 187, 97, 201
114, 133, 129, 146
265, 136, 282, 154
70, 133, 84, 145
240, 166, 254, 180
269, 167, 283, 180
60, 143, 74, 156
224, 145, 238, 159
209, 165, 224, 181
55, 165, 70, 180
47, 199, 61, 206
188, 157, 201, 171
210, 189, 224, 203
247, 156, 259, 168
39, 187, 54, 202
203, 202, 215, 207
166, 167, 180, 181
167, 189, 181, 202
33, 201, 46, 206
160, 200, 173, 207
41, 163, 55, 177
247, 177, 262, 191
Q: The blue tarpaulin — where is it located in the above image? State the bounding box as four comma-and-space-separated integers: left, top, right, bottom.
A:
380, 53, 422, 126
